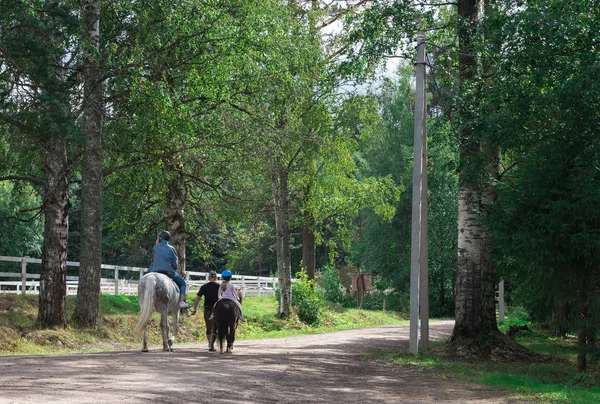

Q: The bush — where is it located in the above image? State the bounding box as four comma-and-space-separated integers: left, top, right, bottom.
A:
361, 290, 386, 310
292, 270, 322, 325
359, 290, 409, 315
317, 265, 351, 306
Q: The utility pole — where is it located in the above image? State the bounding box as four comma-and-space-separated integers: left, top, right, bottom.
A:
409, 34, 428, 355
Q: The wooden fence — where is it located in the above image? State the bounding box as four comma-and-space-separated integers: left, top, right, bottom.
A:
0, 256, 278, 297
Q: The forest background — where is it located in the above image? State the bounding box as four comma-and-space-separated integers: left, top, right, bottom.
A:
0, 0, 599, 375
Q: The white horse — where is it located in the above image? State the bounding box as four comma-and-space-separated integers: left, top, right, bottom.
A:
134, 272, 181, 352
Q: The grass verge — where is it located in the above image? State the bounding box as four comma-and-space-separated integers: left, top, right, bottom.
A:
0, 293, 404, 356
369, 307, 600, 404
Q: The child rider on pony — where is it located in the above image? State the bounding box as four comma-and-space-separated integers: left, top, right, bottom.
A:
212, 269, 244, 321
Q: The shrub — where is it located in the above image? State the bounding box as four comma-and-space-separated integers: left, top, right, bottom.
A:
292, 270, 322, 325
317, 265, 351, 305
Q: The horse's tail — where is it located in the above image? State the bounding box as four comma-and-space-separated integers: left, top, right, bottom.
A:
134, 275, 156, 336
218, 301, 230, 341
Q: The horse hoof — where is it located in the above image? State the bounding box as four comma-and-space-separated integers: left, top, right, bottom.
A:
142, 348, 148, 353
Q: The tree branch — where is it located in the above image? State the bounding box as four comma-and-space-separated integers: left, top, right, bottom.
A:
0, 206, 43, 223
498, 161, 518, 180
318, 0, 371, 31
0, 175, 44, 186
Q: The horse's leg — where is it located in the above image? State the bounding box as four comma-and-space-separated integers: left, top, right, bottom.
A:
227, 313, 238, 353
215, 304, 226, 354
168, 306, 179, 350
160, 311, 170, 351
226, 318, 232, 353
142, 326, 148, 352
232, 319, 238, 352
219, 327, 224, 354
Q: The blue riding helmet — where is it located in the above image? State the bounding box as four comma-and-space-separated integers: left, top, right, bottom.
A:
221, 269, 232, 279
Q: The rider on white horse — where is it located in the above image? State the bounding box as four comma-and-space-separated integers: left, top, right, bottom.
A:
148, 230, 190, 309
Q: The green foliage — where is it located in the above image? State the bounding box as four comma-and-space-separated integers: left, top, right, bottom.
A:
0, 182, 43, 258
482, 0, 600, 341
497, 306, 532, 333
347, 67, 457, 317
317, 265, 349, 305
292, 270, 322, 325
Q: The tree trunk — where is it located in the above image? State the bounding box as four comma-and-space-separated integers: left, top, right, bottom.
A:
553, 300, 569, 338
165, 176, 187, 277
302, 209, 316, 281
451, 0, 500, 340
577, 312, 587, 373
38, 135, 69, 328
439, 252, 445, 313
270, 158, 292, 317
577, 267, 589, 373
73, 0, 103, 326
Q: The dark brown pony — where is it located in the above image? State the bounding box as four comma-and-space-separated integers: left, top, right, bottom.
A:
211, 289, 242, 354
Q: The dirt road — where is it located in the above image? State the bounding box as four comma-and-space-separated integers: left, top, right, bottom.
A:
0, 320, 518, 403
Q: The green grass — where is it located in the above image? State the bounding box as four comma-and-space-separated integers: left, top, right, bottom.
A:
372, 348, 600, 403
0, 293, 405, 355
369, 306, 600, 404
237, 297, 407, 340
97, 295, 140, 315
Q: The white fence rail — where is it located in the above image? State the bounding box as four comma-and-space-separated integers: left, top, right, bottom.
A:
0, 256, 278, 297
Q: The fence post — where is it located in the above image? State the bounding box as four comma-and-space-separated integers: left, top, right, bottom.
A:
139, 268, 144, 282
21, 258, 27, 295
114, 268, 119, 295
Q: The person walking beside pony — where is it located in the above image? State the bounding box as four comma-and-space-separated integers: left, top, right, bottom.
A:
190, 270, 220, 351
148, 231, 190, 309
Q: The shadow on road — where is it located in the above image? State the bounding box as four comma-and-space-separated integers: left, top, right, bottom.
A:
0, 321, 519, 403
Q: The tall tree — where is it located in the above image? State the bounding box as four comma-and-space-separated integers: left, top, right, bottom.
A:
484, 0, 600, 371
336, 0, 513, 354
0, 1, 81, 327
450, 0, 501, 342
73, 0, 104, 326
